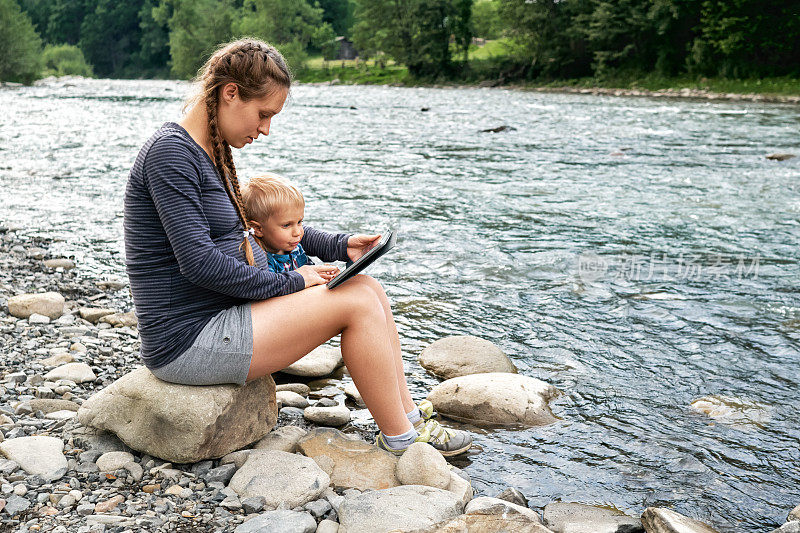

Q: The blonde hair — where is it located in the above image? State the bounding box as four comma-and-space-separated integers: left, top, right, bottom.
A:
242, 174, 305, 250
186, 38, 292, 266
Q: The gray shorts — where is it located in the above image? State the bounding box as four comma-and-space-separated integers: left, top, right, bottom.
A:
150, 303, 253, 386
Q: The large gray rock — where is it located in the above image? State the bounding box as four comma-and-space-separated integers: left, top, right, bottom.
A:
297, 428, 399, 490
282, 346, 343, 377
772, 523, 800, 533
44, 362, 96, 383
8, 292, 65, 319
641, 508, 719, 533
77, 367, 277, 463
234, 510, 317, 533
421, 514, 555, 533
427, 373, 560, 427
544, 502, 642, 533
228, 450, 329, 509
0, 436, 67, 480
790, 504, 800, 522
466, 496, 543, 524
419, 336, 517, 380
396, 442, 450, 489
339, 485, 464, 533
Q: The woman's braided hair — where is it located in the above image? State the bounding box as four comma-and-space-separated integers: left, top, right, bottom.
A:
187, 39, 292, 266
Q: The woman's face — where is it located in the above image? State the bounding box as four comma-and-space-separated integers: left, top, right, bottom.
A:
217, 83, 289, 149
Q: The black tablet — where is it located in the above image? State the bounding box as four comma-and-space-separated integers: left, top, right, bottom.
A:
327, 231, 397, 289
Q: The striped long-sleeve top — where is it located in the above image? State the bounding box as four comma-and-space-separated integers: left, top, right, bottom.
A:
124, 122, 350, 369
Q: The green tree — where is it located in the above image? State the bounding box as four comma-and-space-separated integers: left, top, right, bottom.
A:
78, 0, 144, 77
0, 0, 43, 84
153, 0, 236, 79
472, 0, 502, 39
42, 43, 93, 76
45, 0, 94, 45
317, 0, 354, 37
234, 0, 332, 49
353, 0, 472, 77
133, 0, 171, 77
498, 0, 593, 78
689, 0, 800, 77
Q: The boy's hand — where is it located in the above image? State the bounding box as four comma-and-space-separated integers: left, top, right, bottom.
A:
347, 234, 381, 262
297, 264, 340, 288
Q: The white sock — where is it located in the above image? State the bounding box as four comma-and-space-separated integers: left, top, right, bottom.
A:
406, 407, 422, 425
381, 427, 418, 450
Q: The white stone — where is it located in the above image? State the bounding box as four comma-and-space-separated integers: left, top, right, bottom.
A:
44, 362, 96, 383
427, 372, 560, 427
44, 410, 77, 420
641, 507, 720, 533
99, 311, 137, 327
229, 450, 329, 509
8, 292, 65, 319
0, 436, 67, 480
419, 335, 517, 379
43, 258, 75, 269
96, 451, 135, 472
690, 395, 771, 426
276, 390, 309, 408
282, 345, 343, 377
253, 426, 307, 453
338, 485, 464, 533
543, 502, 642, 533
446, 471, 473, 507
316, 519, 339, 533
276, 383, 311, 395
344, 381, 364, 405
396, 442, 450, 489
78, 307, 115, 324
234, 510, 317, 533
304, 403, 350, 426
78, 367, 277, 463
466, 496, 542, 523
28, 313, 51, 325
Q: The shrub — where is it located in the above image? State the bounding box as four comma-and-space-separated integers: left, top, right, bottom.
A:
42, 44, 94, 77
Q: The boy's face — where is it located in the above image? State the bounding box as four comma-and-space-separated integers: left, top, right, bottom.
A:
251, 204, 305, 254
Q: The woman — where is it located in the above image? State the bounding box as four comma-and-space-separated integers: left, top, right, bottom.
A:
123, 38, 472, 456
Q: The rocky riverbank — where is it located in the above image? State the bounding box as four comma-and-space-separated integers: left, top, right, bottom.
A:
0, 223, 796, 533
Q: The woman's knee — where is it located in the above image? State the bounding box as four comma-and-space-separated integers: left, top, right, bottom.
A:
348, 274, 388, 299
339, 276, 385, 319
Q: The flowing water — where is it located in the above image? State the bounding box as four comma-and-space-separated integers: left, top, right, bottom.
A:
3, 78, 800, 531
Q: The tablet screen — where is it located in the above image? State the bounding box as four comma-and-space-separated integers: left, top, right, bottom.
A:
327, 231, 396, 289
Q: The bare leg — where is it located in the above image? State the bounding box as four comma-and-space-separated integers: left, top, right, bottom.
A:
247, 275, 413, 436
343, 276, 416, 414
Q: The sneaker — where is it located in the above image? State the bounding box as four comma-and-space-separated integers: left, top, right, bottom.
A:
417, 399, 436, 421
413, 417, 472, 457
375, 416, 473, 457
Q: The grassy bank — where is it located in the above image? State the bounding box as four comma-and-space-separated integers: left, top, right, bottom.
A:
296, 54, 800, 101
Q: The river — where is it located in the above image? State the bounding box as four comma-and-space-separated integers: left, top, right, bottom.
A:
3, 78, 800, 532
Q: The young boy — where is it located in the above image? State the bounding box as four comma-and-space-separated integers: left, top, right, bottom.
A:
241, 174, 340, 278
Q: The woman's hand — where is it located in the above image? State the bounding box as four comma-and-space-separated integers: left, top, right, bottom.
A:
297, 264, 340, 288
347, 234, 381, 262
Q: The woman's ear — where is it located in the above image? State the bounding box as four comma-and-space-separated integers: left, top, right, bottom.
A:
221, 82, 238, 103
249, 221, 263, 237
